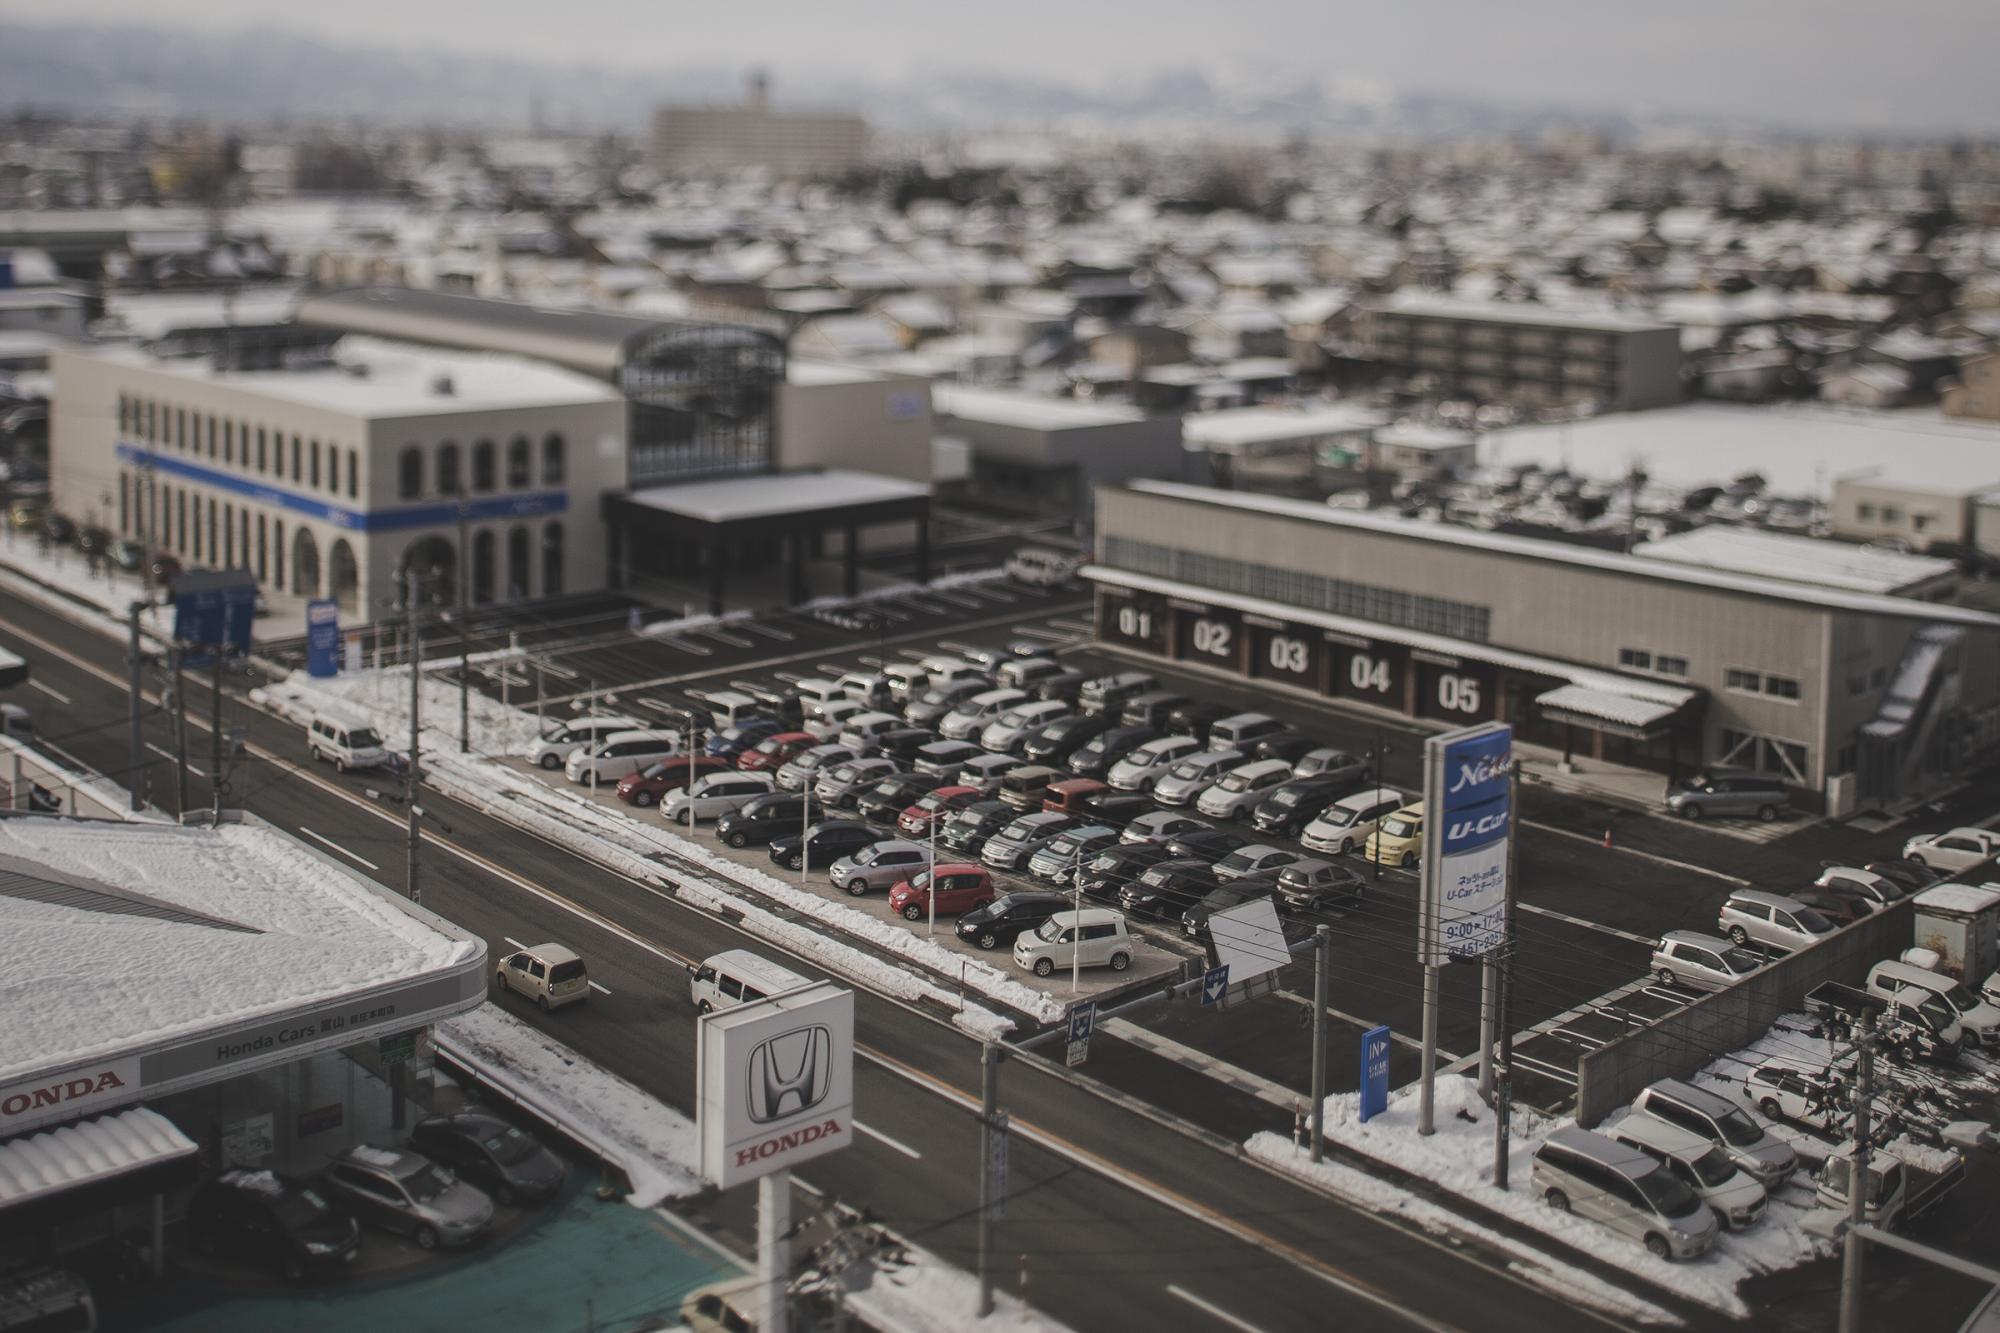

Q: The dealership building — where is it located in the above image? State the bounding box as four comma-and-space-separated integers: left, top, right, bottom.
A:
0, 813, 486, 1273
1087, 481, 2000, 811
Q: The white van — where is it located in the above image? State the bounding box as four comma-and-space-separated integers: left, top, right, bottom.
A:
838, 711, 904, 752
1867, 959, 2000, 1048
307, 712, 392, 773
565, 729, 680, 787
1608, 1114, 1768, 1230
803, 697, 867, 741
663, 770, 778, 823
793, 677, 845, 708
1005, 548, 1080, 587
1531, 1127, 1719, 1260
687, 949, 809, 1014
940, 688, 1029, 741
1300, 787, 1407, 855
529, 715, 645, 771
686, 689, 760, 732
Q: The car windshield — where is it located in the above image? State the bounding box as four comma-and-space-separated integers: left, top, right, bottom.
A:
852, 844, 882, 865
998, 709, 1031, 726
1217, 852, 1255, 873
639, 763, 670, 780
1689, 1147, 1737, 1188
1716, 1108, 1764, 1147
916, 793, 951, 812
1792, 907, 1834, 933
1217, 774, 1251, 792
404, 1164, 453, 1203
1382, 816, 1419, 837
1034, 918, 1065, 942
1944, 981, 1980, 1011
907, 869, 934, 892
1316, 806, 1359, 827
481, 1126, 541, 1165
1167, 759, 1209, 780
1270, 787, 1305, 808
1086, 852, 1121, 871
1633, 1166, 1704, 1219
754, 736, 786, 754
349, 728, 381, 749
271, 1186, 332, 1230
1047, 837, 1080, 856
1722, 947, 1764, 973
829, 764, 861, 782
918, 688, 953, 705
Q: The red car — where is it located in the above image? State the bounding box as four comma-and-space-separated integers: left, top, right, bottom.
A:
737, 731, 815, 773
888, 864, 995, 922
1041, 777, 1108, 815
617, 755, 732, 807
896, 785, 979, 838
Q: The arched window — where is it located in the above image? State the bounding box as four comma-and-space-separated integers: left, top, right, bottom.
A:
505, 435, 531, 489
471, 439, 496, 493
507, 526, 531, 601
541, 432, 566, 485
436, 441, 461, 496
329, 539, 360, 615
542, 522, 564, 597
472, 530, 496, 605
398, 446, 423, 500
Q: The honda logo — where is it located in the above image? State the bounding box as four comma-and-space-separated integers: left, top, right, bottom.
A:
746, 1025, 834, 1124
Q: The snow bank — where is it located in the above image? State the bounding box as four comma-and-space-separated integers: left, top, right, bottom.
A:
0, 543, 171, 645
265, 666, 548, 757
840, 1236, 1076, 1333
797, 566, 1007, 613
434, 1004, 702, 1207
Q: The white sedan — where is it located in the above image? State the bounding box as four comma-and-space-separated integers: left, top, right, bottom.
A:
1903, 827, 2000, 874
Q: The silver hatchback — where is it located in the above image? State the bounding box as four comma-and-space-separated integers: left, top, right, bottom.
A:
319, 1145, 494, 1250
827, 839, 933, 895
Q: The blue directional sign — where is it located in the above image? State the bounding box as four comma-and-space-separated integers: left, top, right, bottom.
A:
172, 569, 258, 660
1359, 1025, 1393, 1122
305, 599, 340, 678
1201, 964, 1231, 1008
1068, 1001, 1096, 1045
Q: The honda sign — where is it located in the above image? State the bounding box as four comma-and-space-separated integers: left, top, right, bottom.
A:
698, 981, 854, 1189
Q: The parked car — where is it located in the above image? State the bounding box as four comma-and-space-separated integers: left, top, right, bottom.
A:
1120, 858, 1218, 921
1607, 1116, 1768, 1231
1812, 867, 1906, 910
857, 771, 947, 823
494, 942, 590, 1010
940, 800, 1016, 856
1119, 689, 1192, 730
318, 1145, 494, 1250
737, 730, 817, 773
888, 864, 995, 921
717, 792, 823, 848
1531, 1128, 1718, 1261
939, 688, 1030, 742
1120, 809, 1211, 846
1034, 668, 1089, 704
1077, 671, 1157, 715
1902, 827, 2000, 874
1276, 858, 1365, 914
834, 671, 894, 708
1026, 825, 1120, 883
663, 770, 779, 823
1866, 959, 2000, 1049
903, 678, 988, 729
802, 697, 868, 742
980, 696, 1070, 753
1005, 547, 1081, 587
1789, 887, 1872, 926
1207, 712, 1289, 753
1066, 724, 1159, 780
1650, 932, 1767, 991
981, 812, 1079, 872
768, 819, 879, 871
1862, 860, 1940, 893
876, 727, 941, 763
1362, 803, 1426, 868
1196, 759, 1295, 819
1151, 748, 1246, 807
1252, 731, 1321, 767
1075, 843, 1176, 899
956, 752, 1022, 791
1301, 787, 1407, 855
896, 785, 980, 837
529, 715, 645, 771
1627, 1079, 1797, 1185
912, 739, 986, 777
1164, 827, 1249, 863
1213, 843, 1302, 883
1078, 791, 1154, 829
956, 891, 1071, 950
616, 756, 733, 807
188, 1170, 361, 1280
837, 710, 905, 753
1665, 770, 1789, 822
1717, 889, 1836, 954
1292, 747, 1370, 784
1164, 700, 1233, 742
566, 729, 681, 787
775, 742, 858, 792
1040, 777, 1110, 816
1019, 712, 1116, 765
704, 717, 782, 760
996, 657, 1067, 692
814, 756, 902, 807
1741, 1062, 1845, 1133
1250, 777, 1354, 837
1013, 908, 1134, 976
1182, 877, 1281, 943
828, 839, 933, 895
1106, 735, 1204, 792
997, 764, 1065, 811
410, 1112, 566, 1205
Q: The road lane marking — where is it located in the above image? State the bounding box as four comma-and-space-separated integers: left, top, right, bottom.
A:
1516, 902, 1656, 946
504, 936, 525, 948
1168, 1285, 1273, 1333
1101, 1018, 1302, 1111
28, 679, 71, 703
144, 741, 207, 778
298, 826, 379, 869
854, 1120, 922, 1159
1271, 992, 1452, 1058
588, 980, 612, 995
1518, 818, 1753, 885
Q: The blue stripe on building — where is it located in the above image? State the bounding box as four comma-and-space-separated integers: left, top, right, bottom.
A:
116, 444, 569, 532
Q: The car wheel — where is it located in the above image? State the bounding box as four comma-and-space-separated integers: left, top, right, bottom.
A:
1656, 968, 1675, 987
1033, 958, 1054, 977
727, 830, 749, 849
334, 757, 347, 774
977, 930, 998, 950
1644, 1234, 1671, 1261
1401, 852, 1417, 868
1759, 1097, 1783, 1120
1109, 952, 1130, 972
539, 753, 562, 770
1756, 804, 1777, 822
847, 878, 869, 895
283, 1254, 305, 1282
1728, 926, 1749, 947
415, 1225, 440, 1251
635, 791, 655, 807
536, 993, 549, 1011
1338, 838, 1352, 854
696, 1000, 713, 1014
1544, 1188, 1570, 1213
787, 854, 803, 871
1681, 803, 1703, 820
495, 971, 508, 993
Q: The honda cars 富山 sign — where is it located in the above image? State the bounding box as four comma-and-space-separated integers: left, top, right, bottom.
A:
697, 981, 855, 1190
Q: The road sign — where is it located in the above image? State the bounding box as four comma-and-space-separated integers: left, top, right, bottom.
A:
377, 1032, 417, 1065
171, 569, 257, 657
1420, 721, 1514, 965
306, 599, 340, 677
1359, 1025, 1392, 1122
988, 1108, 1010, 1219
1065, 1001, 1096, 1067
1201, 964, 1231, 1007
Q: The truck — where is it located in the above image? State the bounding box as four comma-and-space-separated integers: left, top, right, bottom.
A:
1813, 1142, 1966, 1233
1804, 980, 1962, 1061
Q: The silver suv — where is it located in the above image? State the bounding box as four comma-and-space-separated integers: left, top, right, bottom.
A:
1717, 889, 1836, 955
319, 1145, 494, 1249
1665, 770, 1788, 822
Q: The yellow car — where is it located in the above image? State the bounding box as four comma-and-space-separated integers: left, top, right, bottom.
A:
1362, 801, 1425, 867
7, 501, 42, 532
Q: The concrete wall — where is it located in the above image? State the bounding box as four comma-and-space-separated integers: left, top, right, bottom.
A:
1830, 477, 1975, 548
776, 367, 933, 483
1574, 900, 1913, 1127
1615, 326, 1687, 411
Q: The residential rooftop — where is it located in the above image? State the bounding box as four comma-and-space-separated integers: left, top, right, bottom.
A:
932, 383, 1148, 431
1632, 526, 1960, 595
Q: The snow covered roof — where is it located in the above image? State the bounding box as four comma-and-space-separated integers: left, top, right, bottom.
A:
1369, 291, 1673, 335
1484, 403, 2000, 500
624, 469, 927, 524
1535, 684, 1687, 731
1119, 481, 2000, 630
932, 384, 1145, 431
1375, 422, 1476, 452
1182, 404, 1386, 452
1632, 527, 1958, 595
0, 1107, 196, 1209
1912, 884, 2000, 915
0, 816, 485, 1128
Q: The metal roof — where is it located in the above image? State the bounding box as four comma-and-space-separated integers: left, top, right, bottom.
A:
0, 1108, 197, 1211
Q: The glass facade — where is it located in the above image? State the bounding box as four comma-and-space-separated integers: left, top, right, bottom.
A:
620, 325, 785, 486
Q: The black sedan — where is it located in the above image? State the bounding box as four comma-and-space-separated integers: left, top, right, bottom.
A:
1066, 725, 1159, 780
768, 819, 879, 871
1020, 713, 1115, 765
1250, 777, 1355, 837
1119, 858, 1219, 921
1253, 732, 1323, 767
1182, 872, 1283, 943
187, 1170, 361, 1281
1074, 842, 1177, 899
717, 793, 823, 848
1165, 701, 1232, 741
1164, 828, 1250, 863
1077, 792, 1154, 832
411, 1112, 567, 1205
877, 727, 942, 763
955, 890, 1072, 950
939, 800, 1015, 856
856, 771, 947, 823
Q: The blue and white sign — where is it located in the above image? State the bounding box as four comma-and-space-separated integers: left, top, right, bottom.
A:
305, 600, 340, 678
1065, 1001, 1096, 1067
1359, 1025, 1392, 1122
172, 570, 258, 657
1420, 721, 1513, 964
1201, 964, 1231, 1007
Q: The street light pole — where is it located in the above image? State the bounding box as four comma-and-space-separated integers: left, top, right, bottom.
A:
457, 498, 470, 754
405, 569, 422, 905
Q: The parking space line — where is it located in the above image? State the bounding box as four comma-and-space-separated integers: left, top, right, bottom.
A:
736, 621, 793, 642
1518, 819, 1752, 885
1101, 1017, 1303, 1111
1271, 992, 1454, 1058
1510, 1053, 1580, 1086
504, 936, 525, 948
1515, 903, 1656, 947
298, 826, 379, 870
28, 678, 71, 703
1168, 1284, 1275, 1333
588, 980, 613, 995
659, 637, 713, 656
854, 1120, 923, 1159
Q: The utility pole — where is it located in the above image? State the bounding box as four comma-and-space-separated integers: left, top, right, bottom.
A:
1493, 760, 1521, 1187
172, 646, 188, 820
405, 570, 422, 905
457, 501, 471, 753
1419, 961, 1439, 1136
534, 659, 545, 731
126, 602, 144, 811
208, 648, 223, 823
976, 1043, 1001, 1318
1311, 923, 1330, 1163
684, 710, 700, 831
1839, 1011, 1876, 1333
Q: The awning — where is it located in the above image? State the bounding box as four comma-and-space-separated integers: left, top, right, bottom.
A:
1536, 684, 1690, 739
0, 1107, 197, 1211
0, 646, 25, 690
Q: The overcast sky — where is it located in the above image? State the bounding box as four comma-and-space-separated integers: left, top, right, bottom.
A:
12, 0, 2000, 132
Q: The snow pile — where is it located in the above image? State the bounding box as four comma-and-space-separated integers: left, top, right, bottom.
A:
840, 1236, 1076, 1333
797, 566, 1008, 614
265, 665, 547, 757
1251, 1074, 1832, 1318
637, 608, 754, 639
434, 1004, 702, 1207
0, 540, 171, 644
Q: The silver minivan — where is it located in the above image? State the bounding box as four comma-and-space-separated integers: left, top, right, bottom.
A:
1607, 1116, 1768, 1231
1531, 1127, 1719, 1260
1300, 787, 1406, 855
1650, 931, 1767, 992
1628, 1079, 1797, 1185
1717, 889, 1836, 954
1867, 959, 2000, 1048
